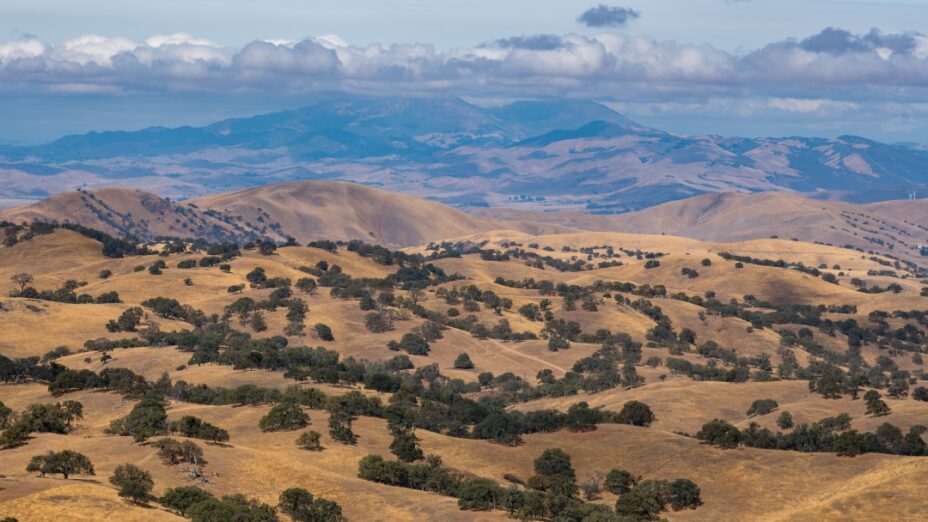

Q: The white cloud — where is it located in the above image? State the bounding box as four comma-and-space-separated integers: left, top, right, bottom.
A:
0, 27, 926, 104
767, 97, 858, 113
0, 38, 45, 64
51, 35, 138, 66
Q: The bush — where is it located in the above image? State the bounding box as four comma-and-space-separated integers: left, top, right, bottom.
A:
453, 353, 474, 369
912, 386, 928, 402
185, 494, 278, 522
259, 402, 309, 432
328, 411, 357, 444
390, 429, 424, 462
110, 463, 154, 503
160, 486, 214, 515
155, 439, 204, 466
169, 416, 230, 442
696, 419, 742, 448
314, 323, 334, 341
279, 487, 344, 522
106, 396, 167, 441
457, 478, 505, 511
364, 312, 393, 333
396, 333, 429, 356
296, 430, 323, 451
529, 448, 578, 498
615, 401, 655, 427
668, 478, 701, 510
615, 480, 666, 519
746, 399, 779, 416
604, 469, 637, 495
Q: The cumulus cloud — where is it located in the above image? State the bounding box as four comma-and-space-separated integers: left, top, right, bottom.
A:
577, 5, 640, 28
0, 27, 927, 106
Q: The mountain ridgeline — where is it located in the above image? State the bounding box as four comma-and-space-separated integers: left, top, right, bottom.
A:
4, 181, 928, 271
2, 97, 928, 211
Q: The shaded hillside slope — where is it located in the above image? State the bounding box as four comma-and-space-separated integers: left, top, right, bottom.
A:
0, 181, 573, 248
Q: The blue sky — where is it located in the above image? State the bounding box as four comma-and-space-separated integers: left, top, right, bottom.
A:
2, 0, 928, 143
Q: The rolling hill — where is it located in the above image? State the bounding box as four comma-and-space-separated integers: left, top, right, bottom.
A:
473, 192, 928, 269
0, 181, 573, 247
3, 220, 928, 521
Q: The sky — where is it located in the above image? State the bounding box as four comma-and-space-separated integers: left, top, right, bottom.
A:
2, 0, 928, 143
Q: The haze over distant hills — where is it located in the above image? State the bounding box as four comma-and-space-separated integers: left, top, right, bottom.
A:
4, 181, 928, 269
2, 97, 928, 212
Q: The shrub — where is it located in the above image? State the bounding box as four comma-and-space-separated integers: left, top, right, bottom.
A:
169, 416, 230, 442
160, 486, 214, 515
396, 333, 429, 356
457, 478, 505, 511
155, 438, 205, 465
746, 399, 779, 417
106, 396, 167, 441
296, 430, 323, 451
185, 494, 278, 521
453, 353, 474, 369
668, 478, 701, 510
364, 312, 393, 333
604, 469, 637, 495
314, 323, 334, 341
110, 463, 154, 503
615, 480, 666, 519
259, 402, 309, 432
696, 419, 742, 448
328, 411, 357, 444
615, 401, 655, 427
279, 487, 343, 521
390, 429, 424, 462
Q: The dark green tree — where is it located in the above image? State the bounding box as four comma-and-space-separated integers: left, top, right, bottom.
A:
110, 463, 154, 503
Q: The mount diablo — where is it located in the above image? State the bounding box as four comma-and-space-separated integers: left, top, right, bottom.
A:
2, 97, 927, 211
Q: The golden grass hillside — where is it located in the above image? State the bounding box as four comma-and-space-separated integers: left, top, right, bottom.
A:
2, 217, 928, 521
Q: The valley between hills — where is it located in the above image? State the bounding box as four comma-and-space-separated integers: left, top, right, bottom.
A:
1, 182, 928, 521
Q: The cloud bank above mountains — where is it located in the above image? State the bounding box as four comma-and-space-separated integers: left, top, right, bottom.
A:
1, 26, 927, 103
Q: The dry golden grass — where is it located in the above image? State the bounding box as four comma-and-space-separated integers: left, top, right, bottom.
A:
2, 221, 928, 521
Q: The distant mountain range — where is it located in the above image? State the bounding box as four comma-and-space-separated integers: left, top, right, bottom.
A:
2, 97, 927, 211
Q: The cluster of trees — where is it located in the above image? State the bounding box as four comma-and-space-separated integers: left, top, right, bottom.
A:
106, 307, 144, 332
359, 447, 700, 520
0, 400, 83, 449
161, 485, 344, 522
10, 274, 121, 305
259, 401, 310, 432
155, 438, 205, 465
106, 396, 168, 441
697, 415, 928, 457
1, 220, 149, 257
169, 415, 230, 442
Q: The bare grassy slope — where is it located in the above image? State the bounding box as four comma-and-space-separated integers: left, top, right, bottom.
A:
0, 188, 249, 242
190, 180, 570, 247
474, 192, 928, 266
